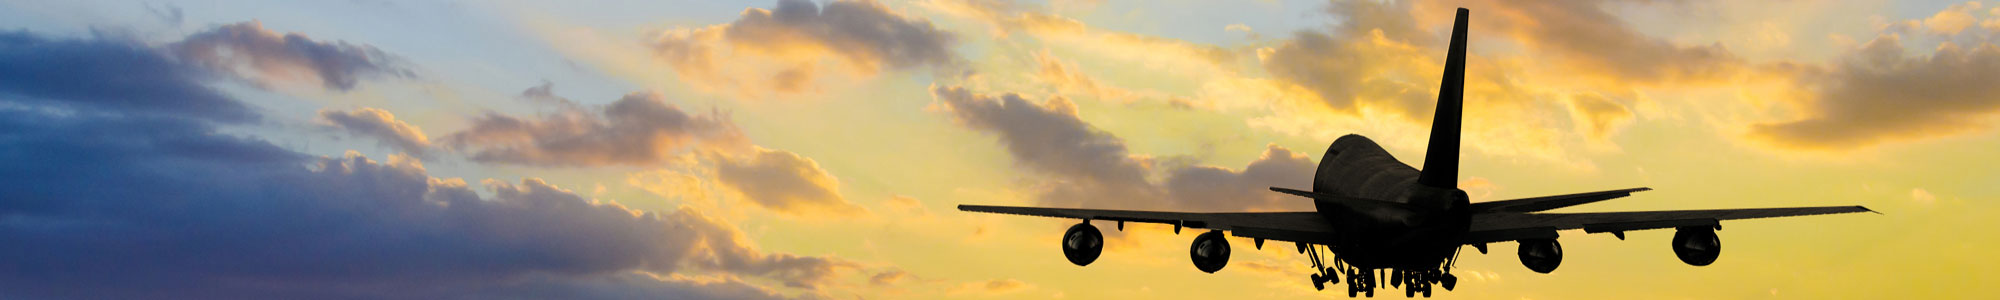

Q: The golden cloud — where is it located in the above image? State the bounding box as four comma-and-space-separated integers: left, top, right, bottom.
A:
318, 107, 432, 156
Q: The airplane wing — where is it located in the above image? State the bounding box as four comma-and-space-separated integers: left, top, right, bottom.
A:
1460, 206, 1876, 244
959, 205, 1338, 245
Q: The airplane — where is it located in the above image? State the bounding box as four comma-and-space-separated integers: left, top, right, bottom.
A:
958, 8, 1874, 298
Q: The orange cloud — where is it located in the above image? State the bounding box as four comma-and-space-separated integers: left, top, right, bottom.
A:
713, 148, 867, 218
1567, 93, 1634, 139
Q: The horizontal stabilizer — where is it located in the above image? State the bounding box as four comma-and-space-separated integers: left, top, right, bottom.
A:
1470, 187, 1652, 213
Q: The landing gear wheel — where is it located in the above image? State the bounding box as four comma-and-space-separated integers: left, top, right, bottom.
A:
1312, 274, 1325, 291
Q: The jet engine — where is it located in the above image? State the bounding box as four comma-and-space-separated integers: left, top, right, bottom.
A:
1517, 239, 1562, 273
1062, 223, 1103, 266
1672, 227, 1721, 266
1189, 231, 1230, 273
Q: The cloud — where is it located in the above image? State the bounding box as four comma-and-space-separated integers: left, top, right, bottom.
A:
318, 107, 433, 155
171, 21, 413, 91
0, 31, 852, 297
0, 106, 851, 299
932, 85, 1315, 211
145, 3, 184, 27
868, 270, 911, 286
486, 84, 865, 219
1455, 0, 1742, 84
929, 85, 1159, 208
0, 30, 257, 122
1921, 2, 1985, 35
1567, 93, 1633, 139
443, 89, 748, 167
650, 0, 959, 96
1748, 35, 2000, 149
1032, 50, 1145, 103
925, 0, 1237, 77
1162, 144, 1318, 211
1911, 188, 1937, 205
714, 148, 867, 218
946, 279, 1031, 296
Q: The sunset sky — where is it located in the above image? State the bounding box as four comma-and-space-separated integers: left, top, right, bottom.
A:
2, 0, 1995, 299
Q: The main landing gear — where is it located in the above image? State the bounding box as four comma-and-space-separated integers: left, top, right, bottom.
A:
1298, 243, 1462, 298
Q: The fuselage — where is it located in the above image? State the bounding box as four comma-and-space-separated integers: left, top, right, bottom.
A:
1312, 134, 1471, 269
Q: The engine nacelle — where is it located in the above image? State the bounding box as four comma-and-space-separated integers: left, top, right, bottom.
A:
1062, 223, 1103, 266
1517, 239, 1562, 274
1672, 227, 1721, 266
1189, 231, 1230, 273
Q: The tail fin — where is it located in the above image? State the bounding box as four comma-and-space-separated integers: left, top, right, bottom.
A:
1417, 8, 1469, 189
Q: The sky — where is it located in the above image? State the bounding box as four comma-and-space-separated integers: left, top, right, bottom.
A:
0, 0, 1995, 299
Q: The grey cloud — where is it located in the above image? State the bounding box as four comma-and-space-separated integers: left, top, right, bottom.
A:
1750, 36, 2000, 149
1465, 0, 1740, 83
319, 107, 433, 155
444, 89, 747, 167
1163, 144, 1317, 212
932, 85, 1315, 211
930, 85, 1158, 208
650, 0, 959, 94
172, 21, 413, 91
725, 0, 957, 71
1263, 0, 1738, 117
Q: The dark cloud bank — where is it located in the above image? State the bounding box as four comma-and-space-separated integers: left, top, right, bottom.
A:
0, 27, 840, 300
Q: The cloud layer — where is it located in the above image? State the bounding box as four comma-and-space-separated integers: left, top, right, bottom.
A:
0, 29, 843, 299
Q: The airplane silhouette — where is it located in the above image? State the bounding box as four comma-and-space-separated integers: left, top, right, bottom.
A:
959, 8, 1873, 298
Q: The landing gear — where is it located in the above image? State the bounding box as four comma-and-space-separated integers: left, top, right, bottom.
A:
1303, 244, 1341, 291
1299, 244, 1464, 297
1345, 267, 1376, 297
1397, 270, 1434, 298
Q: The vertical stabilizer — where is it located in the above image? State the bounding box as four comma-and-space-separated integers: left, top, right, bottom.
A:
1417, 8, 1468, 188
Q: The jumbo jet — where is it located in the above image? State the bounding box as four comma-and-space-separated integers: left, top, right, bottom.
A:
958, 8, 1873, 298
